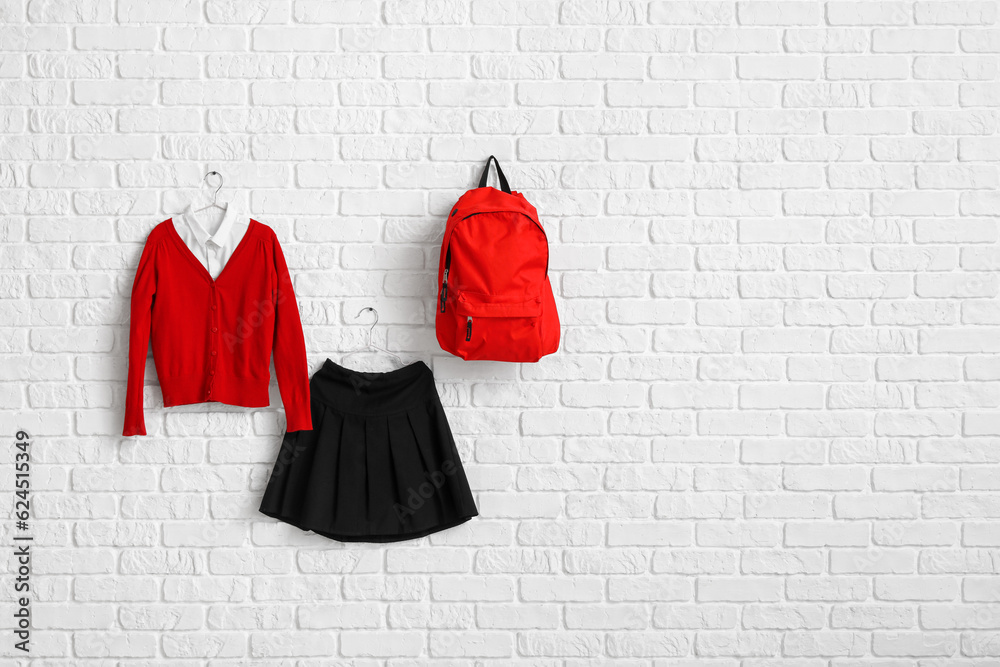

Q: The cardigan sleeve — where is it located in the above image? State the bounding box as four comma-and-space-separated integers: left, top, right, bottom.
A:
271, 236, 312, 432
123, 236, 159, 437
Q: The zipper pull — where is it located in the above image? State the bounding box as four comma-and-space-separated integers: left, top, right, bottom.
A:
465, 316, 472, 341
439, 269, 449, 313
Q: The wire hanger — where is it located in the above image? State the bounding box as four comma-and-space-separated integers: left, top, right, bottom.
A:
342, 307, 405, 368
194, 171, 226, 213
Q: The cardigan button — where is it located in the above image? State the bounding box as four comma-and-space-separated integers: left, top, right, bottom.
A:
211, 327, 218, 332
211, 350, 217, 356
209, 369, 215, 375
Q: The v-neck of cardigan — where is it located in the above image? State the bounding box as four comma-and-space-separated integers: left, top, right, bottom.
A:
167, 217, 258, 285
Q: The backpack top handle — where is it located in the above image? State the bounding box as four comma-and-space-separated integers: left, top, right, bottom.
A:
478, 155, 511, 194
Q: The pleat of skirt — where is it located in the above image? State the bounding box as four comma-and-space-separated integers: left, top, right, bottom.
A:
259, 359, 478, 542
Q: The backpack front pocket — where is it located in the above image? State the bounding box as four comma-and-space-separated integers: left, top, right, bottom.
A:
451, 291, 543, 362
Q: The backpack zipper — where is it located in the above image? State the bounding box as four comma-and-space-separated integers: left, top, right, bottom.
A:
465, 316, 472, 341
439, 267, 449, 313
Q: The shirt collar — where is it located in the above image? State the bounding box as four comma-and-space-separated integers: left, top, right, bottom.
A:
181, 201, 237, 248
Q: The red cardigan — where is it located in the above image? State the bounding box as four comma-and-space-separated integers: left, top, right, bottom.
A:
124, 218, 312, 436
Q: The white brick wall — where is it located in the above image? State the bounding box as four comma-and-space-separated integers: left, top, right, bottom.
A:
2, 0, 1000, 662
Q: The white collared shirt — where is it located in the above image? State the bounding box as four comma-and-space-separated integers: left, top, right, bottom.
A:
174, 201, 250, 280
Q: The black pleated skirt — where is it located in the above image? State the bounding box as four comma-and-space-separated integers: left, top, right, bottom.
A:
259, 359, 478, 542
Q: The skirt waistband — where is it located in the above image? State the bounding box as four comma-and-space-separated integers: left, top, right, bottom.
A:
311, 358, 437, 416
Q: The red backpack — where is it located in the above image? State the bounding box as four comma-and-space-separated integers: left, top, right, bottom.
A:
436, 156, 560, 362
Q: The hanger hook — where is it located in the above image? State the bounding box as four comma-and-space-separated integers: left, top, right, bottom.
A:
204, 171, 223, 204
356, 307, 378, 347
